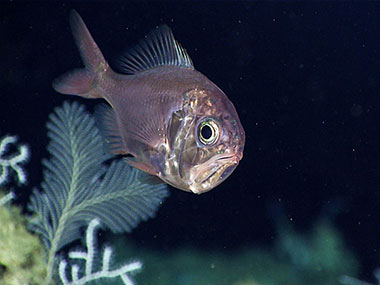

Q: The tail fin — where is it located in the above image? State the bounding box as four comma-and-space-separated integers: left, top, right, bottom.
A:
53, 10, 108, 98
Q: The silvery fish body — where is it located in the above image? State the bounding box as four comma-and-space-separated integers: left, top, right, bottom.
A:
53, 10, 245, 194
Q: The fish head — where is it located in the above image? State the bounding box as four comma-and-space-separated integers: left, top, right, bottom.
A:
166, 88, 245, 194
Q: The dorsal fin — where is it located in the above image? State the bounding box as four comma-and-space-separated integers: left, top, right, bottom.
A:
118, 25, 194, 74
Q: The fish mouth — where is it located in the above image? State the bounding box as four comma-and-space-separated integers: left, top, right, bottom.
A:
189, 154, 240, 194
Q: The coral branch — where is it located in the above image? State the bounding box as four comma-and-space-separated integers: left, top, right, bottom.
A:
340, 268, 380, 285
0, 191, 15, 207
59, 219, 142, 285
0, 135, 29, 185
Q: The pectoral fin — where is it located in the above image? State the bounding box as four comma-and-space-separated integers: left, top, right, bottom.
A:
124, 157, 158, 176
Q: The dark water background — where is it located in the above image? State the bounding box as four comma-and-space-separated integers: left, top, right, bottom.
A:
1, 1, 380, 281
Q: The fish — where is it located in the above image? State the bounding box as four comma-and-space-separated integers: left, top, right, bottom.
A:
53, 10, 245, 194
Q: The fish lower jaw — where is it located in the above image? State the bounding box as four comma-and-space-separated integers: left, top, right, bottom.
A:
188, 159, 237, 194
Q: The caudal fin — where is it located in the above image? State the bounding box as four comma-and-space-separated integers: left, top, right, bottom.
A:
52, 10, 108, 98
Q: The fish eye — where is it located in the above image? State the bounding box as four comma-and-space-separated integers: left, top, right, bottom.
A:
198, 118, 219, 145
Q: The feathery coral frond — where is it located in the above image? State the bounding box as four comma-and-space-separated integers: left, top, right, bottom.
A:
27, 101, 168, 283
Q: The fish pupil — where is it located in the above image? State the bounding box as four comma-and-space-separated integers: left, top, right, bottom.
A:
198, 119, 219, 145
201, 125, 212, 140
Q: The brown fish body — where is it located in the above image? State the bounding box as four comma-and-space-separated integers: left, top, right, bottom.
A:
53, 11, 245, 194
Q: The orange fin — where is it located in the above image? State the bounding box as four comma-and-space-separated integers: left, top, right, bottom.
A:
138, 174, 165, 186
118, 25, 194, 74
125, 158, 158, 176
95, 104, 127, 155
52, 69, 95, 96
52, 10, 108, 98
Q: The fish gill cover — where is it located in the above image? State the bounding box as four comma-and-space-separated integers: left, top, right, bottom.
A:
27, 101, 168, 282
